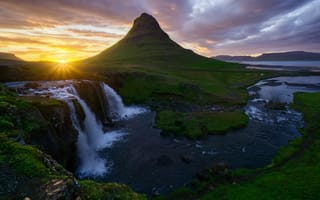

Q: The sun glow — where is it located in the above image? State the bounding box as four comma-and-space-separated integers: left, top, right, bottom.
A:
58, 59, 66, 64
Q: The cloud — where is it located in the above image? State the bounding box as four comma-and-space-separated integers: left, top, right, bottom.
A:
67, 29, 122, 38
0, 0, 319, 59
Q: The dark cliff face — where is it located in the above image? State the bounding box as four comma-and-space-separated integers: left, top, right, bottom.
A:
24, 99, 78, 171
73, 81, 112, 125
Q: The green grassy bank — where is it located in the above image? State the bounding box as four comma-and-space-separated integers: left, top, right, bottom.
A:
161, 92, 320, 200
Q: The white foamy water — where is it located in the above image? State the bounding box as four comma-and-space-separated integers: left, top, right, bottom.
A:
65, 85, 127, 177
4, 81, 145, 177
101, 83, 146, 120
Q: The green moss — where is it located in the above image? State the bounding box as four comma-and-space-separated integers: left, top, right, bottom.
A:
0, 86, 48, 133
0, 136, 49, 178
0, 119, 14, 131
79, 180, 147, 200
19, 96, 64, 107
155, 111, 248, 139
269, 137, 303, 167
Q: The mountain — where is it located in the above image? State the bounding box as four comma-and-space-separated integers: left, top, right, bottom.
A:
214, 51, 320, 61
84, 13, 225, 67
214, 55, 254, 61
257, 51, 320, 61
0, 52, 22, 61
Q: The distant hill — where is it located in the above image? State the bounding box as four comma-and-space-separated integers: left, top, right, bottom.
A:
214, 51, 320, 61
257, 51, 320, 61
214, 55, 255, 61
0, 52, 22, 61
83, 13, 229, 68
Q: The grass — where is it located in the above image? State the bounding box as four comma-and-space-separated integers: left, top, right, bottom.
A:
193, 92, 320, 200
0, 83, 148, 198
79, 180, 147, 200
0, 135, 49, 178
155, 111, 248, 139
85, 33, 274, 139
79, 14, 273, 109
0, 92, 48, 133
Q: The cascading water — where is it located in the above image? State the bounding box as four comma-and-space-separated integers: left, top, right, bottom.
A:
66, 85, 127, 177
5, 80, 146, 177
101, 83, 146, 120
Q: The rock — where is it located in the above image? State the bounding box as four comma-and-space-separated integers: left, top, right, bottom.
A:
211, 162, 229, 177
73, 81, 112, 125
265, 101, 286, 110
25, 99, 78, 172
196, 162, 230, 181
24, 82, 40, 89
180, 154, 193, 163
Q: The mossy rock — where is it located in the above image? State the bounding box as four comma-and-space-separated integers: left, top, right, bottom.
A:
0, 136, 49, 178
79, 180, 147, 200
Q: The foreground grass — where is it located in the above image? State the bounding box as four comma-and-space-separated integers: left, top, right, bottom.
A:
159, 92, 320, 200
0, 84, 146, 199
79, 180, 146, 200
181, 92, 320, 200
0, 135, 50, 179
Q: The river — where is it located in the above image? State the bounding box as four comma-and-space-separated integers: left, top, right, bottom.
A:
4, 76, 320, 195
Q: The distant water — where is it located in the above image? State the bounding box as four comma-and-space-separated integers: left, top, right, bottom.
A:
238, 60, 320, 67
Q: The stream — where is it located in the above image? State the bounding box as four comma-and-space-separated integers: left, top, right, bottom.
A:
4, 76, 320, 195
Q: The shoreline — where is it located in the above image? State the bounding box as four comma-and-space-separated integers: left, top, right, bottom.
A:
244, 63, 320, 73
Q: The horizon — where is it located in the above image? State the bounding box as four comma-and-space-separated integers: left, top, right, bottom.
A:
0, 0, 319, 62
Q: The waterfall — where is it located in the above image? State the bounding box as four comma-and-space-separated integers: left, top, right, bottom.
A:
101, 83, 146, 120
6, 80, 146, 177
66, 85, 127, 177
46, 82, 128, 177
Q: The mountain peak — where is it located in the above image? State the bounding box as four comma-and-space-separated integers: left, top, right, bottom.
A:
124, 13, 169, 40
85, 13, 207, 65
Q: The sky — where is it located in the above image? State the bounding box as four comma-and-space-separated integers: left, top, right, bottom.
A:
0, 0, 319, 62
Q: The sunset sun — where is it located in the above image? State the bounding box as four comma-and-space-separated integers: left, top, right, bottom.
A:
58, 59, 66, 64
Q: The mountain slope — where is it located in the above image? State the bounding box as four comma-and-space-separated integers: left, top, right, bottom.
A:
84, 13, 227, 68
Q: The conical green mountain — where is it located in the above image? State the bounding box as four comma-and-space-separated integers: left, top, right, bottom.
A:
85, 13, 223, 67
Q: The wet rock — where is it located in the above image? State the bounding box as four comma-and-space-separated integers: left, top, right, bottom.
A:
265, 101, 287, 110
196, 169, 211, 181
196, 162, 230, 181
211, 162, 229, 177
73, 81, 112, 125
24, 82, 40, 89
25, 100, 78, 172
41, 178, 77, 200
180, 154, 193, 163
